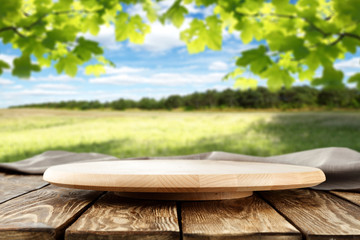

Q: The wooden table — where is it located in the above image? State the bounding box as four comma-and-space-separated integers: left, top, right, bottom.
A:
1, 173, 360, 240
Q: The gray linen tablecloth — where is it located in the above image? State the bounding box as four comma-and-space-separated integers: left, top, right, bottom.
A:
0, 147, 359, 191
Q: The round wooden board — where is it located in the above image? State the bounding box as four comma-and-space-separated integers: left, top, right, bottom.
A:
43, 160, 325, 201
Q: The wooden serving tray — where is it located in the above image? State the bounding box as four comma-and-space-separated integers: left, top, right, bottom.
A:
43, 160, 325, 201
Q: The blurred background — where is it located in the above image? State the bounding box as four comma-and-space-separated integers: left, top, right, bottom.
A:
1, 0, 359, 163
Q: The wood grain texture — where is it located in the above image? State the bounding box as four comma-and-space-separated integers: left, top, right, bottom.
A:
0, 185, 102, 240
44, 160, 325, 195
0, 173, 48, 204
66, 192, 179, 240
260, 189, 360, 240
181, 194, 301, 240
331, 191, 360, 207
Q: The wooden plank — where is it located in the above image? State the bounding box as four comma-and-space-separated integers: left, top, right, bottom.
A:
331, 191, 360, 207
260, 189, 360, 240
0, 173, 48, 204
66, 192, 180, 240
0, 185, 102, 240
181, 194, 301, 240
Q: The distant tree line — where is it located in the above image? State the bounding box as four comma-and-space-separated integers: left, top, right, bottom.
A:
10, 86, 360, 110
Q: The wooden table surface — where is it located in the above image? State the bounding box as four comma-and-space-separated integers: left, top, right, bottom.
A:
1, 172, 360, 240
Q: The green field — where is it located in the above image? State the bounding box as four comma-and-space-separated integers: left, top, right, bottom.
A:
1, 108, 359, 163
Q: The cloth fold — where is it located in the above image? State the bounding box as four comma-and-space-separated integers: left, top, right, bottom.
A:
1, 147, 359, 192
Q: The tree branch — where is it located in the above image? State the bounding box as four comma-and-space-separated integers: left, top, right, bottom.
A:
269, 14, 331, 37
330, 32, 360, 46
242, 12, 332, 37
0, 26, 25, 37
23, 10, 91, 30
343, 32, 360, 41
330, 34, 345, 46
302, 17, 330, 37
244, 12, 360, 46
1, 9, 94, 38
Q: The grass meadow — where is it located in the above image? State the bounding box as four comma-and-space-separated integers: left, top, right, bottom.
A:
1, 108, 359, 163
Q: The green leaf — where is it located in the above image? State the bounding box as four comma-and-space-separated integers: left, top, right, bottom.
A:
97, 56, 115, 67
240, 24, 253, 44
42, 26, 78, 49
12, 55, 41, 78
84, 14, 101, 35
266, 31, 285, 51
0, 30, 15, 44
129, 15, 151, 44
0, 0, 21, 20
143, 0, 157, 23
80, 0, 102, 11
53, 0, 73, 11
234, 77, 258, 90
298, 0, 320, 8
239, 19, 262, 44
0, 0, 358, 91
223, 68, 245, 81
215, 5, 236, 33
74, 37, 103, 61
304, 51, 321, 71
115, 13, 150, 44
85, 64, 105, 76
0, 60, 10, 74
180, 16, 222, 53
333, 0, 360, 22
342, 38, 359, 54
55, 54, 81, 77
261, 65, 294, 91
273, 0, 296, 14
205, 16, 222, 50
115, 12, 129, 41
312, 65, 344, 89
348, 72, 360, 89
236, 45, 271, 74
164, 1, 188, 28
236, 0, 263, 14
280, 36, 309, 60
299, 69, 315, 81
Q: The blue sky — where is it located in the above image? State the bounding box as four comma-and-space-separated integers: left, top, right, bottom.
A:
0, 2, 359, 108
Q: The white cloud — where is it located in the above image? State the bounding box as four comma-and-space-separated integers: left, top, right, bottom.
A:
30, 74, 84, 82
128, 21, 187, 52
0, 54, 17, 73
0, 54, 17, 67
3, 89, 78, 97
82, 25, 121, 50
335, 57, 360, 69
0, 78, 13, 85
110, 2, 216, 53
345, 71, 358, 77
209, 61, 229, 71
128, 3, 148, 18
10, 84, 23, 89
156, 0, 214, 16
186, 3, 215, 17
104, 66, 146, 75
222, 43, 258, 54
127, 1, 215, 53
35, 84, 77, 90
89, 72, 225, 86
114, 2, 186, 53
128, 0, 215, 19
209, 84, 232, 91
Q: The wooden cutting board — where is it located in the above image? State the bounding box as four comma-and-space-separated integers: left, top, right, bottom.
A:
43, 160, 326, 201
